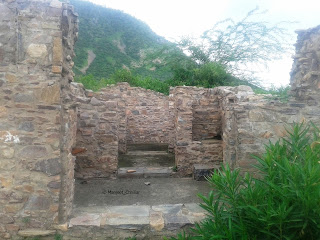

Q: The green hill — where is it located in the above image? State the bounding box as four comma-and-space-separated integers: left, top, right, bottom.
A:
70, 0, 173, 80
70, 0, 265, 95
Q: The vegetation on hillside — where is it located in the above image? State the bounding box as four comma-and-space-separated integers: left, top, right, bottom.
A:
166, 123, 320, 240
72, 1, 291, 95
70, 0, 172, 80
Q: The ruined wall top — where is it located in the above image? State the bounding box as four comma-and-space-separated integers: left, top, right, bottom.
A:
290, 25, 320, 103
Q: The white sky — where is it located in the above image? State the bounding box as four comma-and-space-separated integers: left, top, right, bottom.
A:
87, 0, 320, 88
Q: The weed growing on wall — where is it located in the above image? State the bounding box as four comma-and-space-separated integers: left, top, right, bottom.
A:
166, 122, 320, 240
254, 85, 290, 103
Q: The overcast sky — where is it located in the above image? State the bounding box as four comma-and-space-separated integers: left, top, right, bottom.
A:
87, 0, 320, 88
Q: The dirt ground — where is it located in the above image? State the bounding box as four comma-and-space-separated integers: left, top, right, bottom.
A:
74, 178, 212, 207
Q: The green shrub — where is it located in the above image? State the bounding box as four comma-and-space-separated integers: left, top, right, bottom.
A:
75, 74, 116, 91
75, 69, 170, 94
167, 123, 320, 240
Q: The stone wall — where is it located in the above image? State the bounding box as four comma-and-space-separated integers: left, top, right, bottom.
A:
126, 86, 173, 145
0, 0, 78, 238
0, 0, 320, 237
72, 82, 174, 179
94, 82, 174, 148
171, 87, 223, 176
72, 84, 119, 179
215, 25, 320, 172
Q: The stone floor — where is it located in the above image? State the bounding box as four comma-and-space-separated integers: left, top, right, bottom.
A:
69, 203, 206, 236
74, 178, 211, 206
70, 178, 211, 239
69, 144, 212, 239
118, 143, 175, 168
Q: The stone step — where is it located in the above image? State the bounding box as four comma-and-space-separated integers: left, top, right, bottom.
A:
127, 143, 169, 152
193, 164, 221, 181
126, 150, 169, 156
68, 203, 206, 238
118, 167, 173, 178
118, 152, 175, 168
18, 229, 56, 237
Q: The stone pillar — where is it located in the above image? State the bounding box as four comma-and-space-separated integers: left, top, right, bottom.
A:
290, 25, 320, 126
172, 87, 194, 174
290, 25, 320, 104
58, 2, 79, 223
0, 0, 78, 237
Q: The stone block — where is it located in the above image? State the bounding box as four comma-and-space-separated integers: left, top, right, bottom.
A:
0, 3, 13, 21
34, 83, 60, 104
70, 214, 101, 227
152, 204, 183, 215
118, 167, 144, 178
18, 121, 34, 132
6, 224, 20, 231
18, 229, 56, 237
50, 0, 63, 8
0, 106, 8, 118
52, 65, 62, 74
41, 22, 60, 30
144, 167, 172, 178
18, 146, 47, 159
14, 93, 34, 103
53, 223, 68, 232
0, 176, 12, 188
34, 158, 61, 176
279, 108, 299, 115
4, 203, 23, 213
193, 164, 217, 181
90, 97, 102, 106
2, 148, 14, 159
71, 147, 87, 155
5, 73, 16, 83
164, 215, 191, 230
80, 128, 93, 136
0, 214, 14, 224
53, 37, 63, 65
47, 181, 61, 189
102, 205, 149, 229
182, 203, 206, 224
149, 211, 164, 231
27, 44, 48, 59
25, 196, 50, 210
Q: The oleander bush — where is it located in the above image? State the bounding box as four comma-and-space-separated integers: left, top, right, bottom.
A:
166, 123, 320, 240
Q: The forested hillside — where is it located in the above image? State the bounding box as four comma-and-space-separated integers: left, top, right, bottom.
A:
70, 1, 281, 95
70, 0, 172, 80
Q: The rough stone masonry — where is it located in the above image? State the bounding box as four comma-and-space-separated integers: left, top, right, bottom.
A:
0, 0, 320, 238
0, 0, 78, 238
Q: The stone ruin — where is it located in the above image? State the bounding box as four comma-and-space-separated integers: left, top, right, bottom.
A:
0, 0, 320, 238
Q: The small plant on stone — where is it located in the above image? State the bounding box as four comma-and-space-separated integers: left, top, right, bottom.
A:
54, 233, 63, 240
172, 165, 178, 172
167, 122, 320, 239
22, 216, 31, 226
267, 85, 290, 103
124, 237, 137, 240
22, 217, 30, 223
254, 85, 290, 103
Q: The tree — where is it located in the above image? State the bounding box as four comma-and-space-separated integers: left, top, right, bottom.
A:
177, 8, 293, 84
